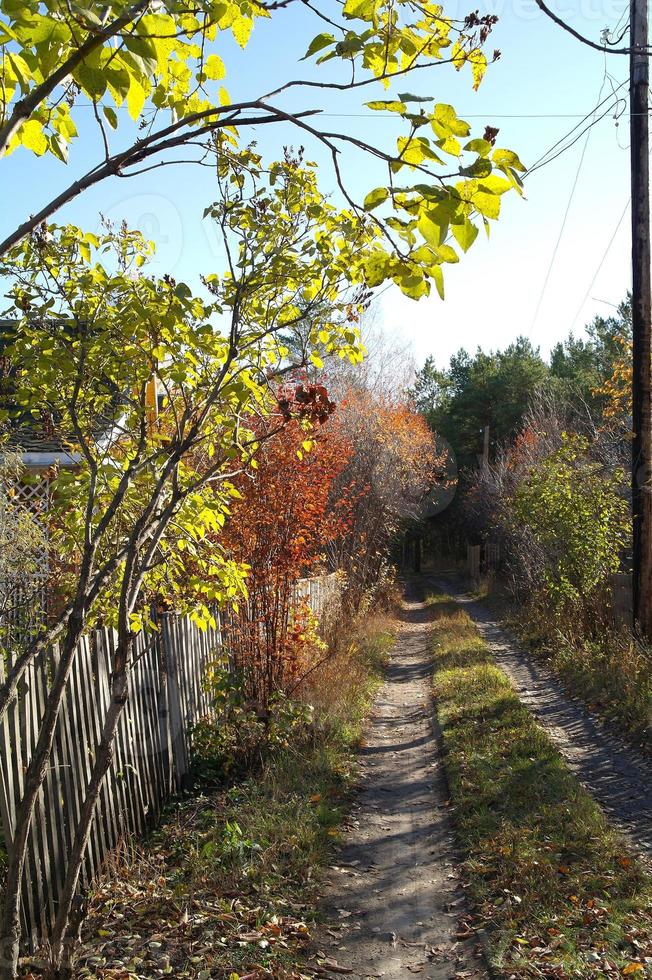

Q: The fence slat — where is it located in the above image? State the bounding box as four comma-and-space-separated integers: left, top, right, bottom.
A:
0, 654, 15, 847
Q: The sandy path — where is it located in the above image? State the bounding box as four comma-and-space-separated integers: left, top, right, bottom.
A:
313, 588, 486, 980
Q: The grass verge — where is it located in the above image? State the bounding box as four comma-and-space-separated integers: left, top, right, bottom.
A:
71, 613, 395, 980
508, 605, 652, 750
428, 591, 652, 979
463, 571, 652, 751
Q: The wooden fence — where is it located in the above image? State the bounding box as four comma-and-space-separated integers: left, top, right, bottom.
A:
466, 544, 481, 580
466, 542, 501, 581
0, 572, 338, 951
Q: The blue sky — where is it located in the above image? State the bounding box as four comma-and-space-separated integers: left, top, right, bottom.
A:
2, 1, 634, 370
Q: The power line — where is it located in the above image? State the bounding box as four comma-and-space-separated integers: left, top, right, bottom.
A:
527, 77, 626, 172
569, 197, 631, 332
530, 129, 596, 330
610, 4, 629, 41
320, 108, 642, 120
66, 103, 646, 120
530, 76, 609, 330
525, 79, 628, 178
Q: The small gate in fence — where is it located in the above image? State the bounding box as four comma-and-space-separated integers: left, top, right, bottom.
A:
466, 542, 500, 581
467, 544, 481, 580
0, 571, 339, 951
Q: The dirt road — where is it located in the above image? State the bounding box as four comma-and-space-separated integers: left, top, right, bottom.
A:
314, 589, 485, 980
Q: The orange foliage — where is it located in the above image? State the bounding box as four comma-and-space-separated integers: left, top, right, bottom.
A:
222, 395, 352, 709
592, 334, 632, 424
216, 382, 438, 709
326, 389, 437, 603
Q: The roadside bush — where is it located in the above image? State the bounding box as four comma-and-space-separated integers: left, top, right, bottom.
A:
511, 432, 629, 625
460, 398, 652, 739
191, 660, 314, 784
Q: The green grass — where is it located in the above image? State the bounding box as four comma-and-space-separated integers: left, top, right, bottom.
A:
72, 618, 395, 980
428, 592, 652, 979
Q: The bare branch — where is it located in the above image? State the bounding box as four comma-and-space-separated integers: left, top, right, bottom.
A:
533, 1, 631, 55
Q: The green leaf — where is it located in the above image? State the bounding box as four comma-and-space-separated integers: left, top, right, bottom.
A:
49, 132, 68, 163
74, 63, 107, 99
103, 106, 118, 130
417, 210, 444, 248
363, 187, 389, 211
106, 66, 130, 106
302, 32, 335, 59
397, 92, 431, 103
123, 34, 158, 74
460, 158, 493, 178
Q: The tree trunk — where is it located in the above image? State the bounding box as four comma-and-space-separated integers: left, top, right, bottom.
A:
48, 665, 131, 976
0, 613, 85, 980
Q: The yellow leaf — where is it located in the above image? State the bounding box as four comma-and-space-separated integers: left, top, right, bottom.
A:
468, 49, 487, 91
127, 77, 147, 121
473, 190, 500, 220
203, 54, 225, 80
432, 265, 444, 300
20, 119, 48, 156
232, 16, 253, 48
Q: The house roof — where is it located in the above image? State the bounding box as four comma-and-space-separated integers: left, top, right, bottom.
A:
1, 318, 99, 466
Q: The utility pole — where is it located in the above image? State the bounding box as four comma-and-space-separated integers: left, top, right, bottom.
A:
482, 424, 490, 469
630, 0, 652, 639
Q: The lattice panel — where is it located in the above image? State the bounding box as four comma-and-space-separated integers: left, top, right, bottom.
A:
7, 474, 50, 578
0, 475, 51, 647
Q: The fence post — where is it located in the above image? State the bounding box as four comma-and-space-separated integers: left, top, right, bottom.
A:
158, 615, 182, 792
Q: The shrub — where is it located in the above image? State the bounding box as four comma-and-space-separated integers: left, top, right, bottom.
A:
511, 433, 629, 619
191, 659, 314, 784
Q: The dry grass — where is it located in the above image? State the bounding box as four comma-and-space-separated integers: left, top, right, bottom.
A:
508, 600, 652, 748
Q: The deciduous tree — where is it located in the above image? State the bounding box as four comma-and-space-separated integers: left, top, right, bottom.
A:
0, 1, 524, 301
0, 153, 373, 978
